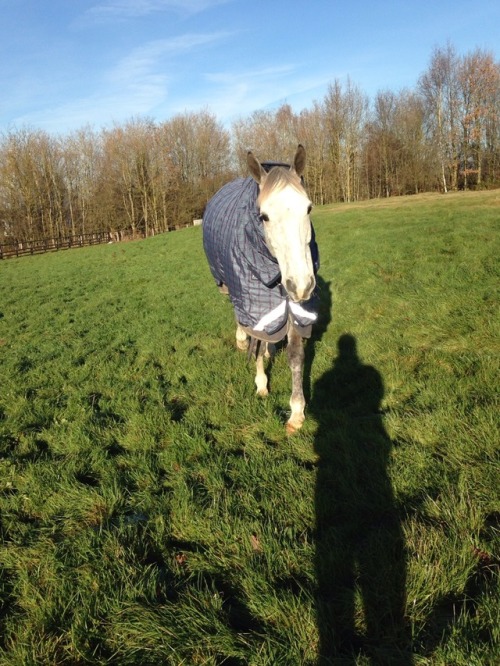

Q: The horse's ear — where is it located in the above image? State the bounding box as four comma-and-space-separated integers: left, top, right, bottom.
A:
247, 151, 266, 184
293, 144, 306, 177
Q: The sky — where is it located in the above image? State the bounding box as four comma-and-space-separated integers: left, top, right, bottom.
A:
1, 0, 499, 135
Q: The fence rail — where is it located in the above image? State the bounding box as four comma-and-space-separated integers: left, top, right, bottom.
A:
0, 224, 192, 260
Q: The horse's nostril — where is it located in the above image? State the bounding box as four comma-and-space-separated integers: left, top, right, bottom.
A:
285, 277, 315, 302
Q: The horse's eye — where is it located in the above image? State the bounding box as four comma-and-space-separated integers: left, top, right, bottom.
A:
259, 213, 269, 223
307, 204, 313, 215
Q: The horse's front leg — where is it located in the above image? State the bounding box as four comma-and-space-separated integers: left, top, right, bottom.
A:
236, 324, 249, 351
255, 341, 269, 397
286, 326, 305, 434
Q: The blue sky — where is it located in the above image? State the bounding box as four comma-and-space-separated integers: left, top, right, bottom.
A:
1, 0, 499, 135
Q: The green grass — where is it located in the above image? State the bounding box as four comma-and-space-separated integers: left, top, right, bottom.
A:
0, 190, 499, 665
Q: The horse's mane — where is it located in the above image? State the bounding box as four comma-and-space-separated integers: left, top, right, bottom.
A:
258, 166, 306, 201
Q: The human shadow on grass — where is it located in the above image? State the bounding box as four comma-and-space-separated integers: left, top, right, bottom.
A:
311, 334, 413, 665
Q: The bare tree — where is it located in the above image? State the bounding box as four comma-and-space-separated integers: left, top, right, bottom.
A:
0, 129, 65, 241
366, 90, 431, 197
62, 126, 104, 236
163, 110, 232, 224
232, 104, 302, 173
458, 49, 500, 188
296, 103, 330, 205
419, 44, 462, 192
395, 91, 431, 194
371, 90, 401, 197
322, 79, 368, 202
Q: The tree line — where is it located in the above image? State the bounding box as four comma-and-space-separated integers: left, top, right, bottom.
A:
1, 44, 498, 244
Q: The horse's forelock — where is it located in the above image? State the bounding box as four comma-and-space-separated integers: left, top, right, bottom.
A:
258, 167, 305, 204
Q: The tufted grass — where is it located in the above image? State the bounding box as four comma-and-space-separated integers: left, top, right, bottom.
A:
0, 189, 499, 664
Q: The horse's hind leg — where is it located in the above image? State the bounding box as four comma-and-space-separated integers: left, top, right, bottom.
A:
255, 341, 269, 397
264, 342, 275, 359
236, 324, 249, 351
286, 326, 306, 434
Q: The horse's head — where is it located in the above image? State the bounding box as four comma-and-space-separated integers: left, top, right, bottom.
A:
247, 144, 315, 303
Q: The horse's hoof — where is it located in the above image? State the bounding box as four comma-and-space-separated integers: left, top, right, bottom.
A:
286, 413, 304, 434
257, 387, 269, 397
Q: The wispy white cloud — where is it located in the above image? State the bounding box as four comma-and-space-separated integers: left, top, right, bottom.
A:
12, 31, 230, 133
173, 64, 334, 122
109, 32, 230, 83
12, 82, 167, 134
83, 0, 231, 22
204, 64, 298, 86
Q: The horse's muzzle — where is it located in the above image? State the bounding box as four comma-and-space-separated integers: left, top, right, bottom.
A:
285, 276, 316, 303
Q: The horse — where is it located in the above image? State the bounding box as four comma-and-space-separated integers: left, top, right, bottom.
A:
203, 144, 319, 433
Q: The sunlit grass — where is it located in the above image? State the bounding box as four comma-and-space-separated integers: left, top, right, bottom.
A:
0, 190, 498, 664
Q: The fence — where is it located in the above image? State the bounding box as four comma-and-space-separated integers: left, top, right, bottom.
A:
0, 232, 117, 259
0, 224, 193, 260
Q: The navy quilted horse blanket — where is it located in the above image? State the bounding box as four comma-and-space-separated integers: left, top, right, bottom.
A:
203, 175, 319, 341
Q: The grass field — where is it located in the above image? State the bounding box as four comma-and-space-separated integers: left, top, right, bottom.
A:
0, 190, 499, 665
